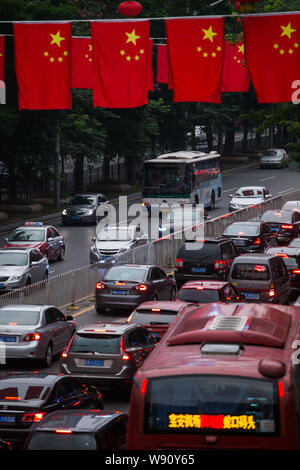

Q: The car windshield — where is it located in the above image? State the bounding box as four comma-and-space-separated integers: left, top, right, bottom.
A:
8, 229, 45, 242
231, 263, 270, 281
0, 383, 50, 400
104, 267, 147, 282
69, 195, 97, 206
261, 211, 292, 223
70, 334, 121, 354
97, 228, 132, 241
0, 252, 28, 266
143, 164, 190, 197
0, 309, 40, 325
177, 289, 220, 303
224, 224, 259, 236
234, 189, 263, 198
263, 149, 279, 156
27, 432, 97, 450
289, 239, 300, 248
282, 256, 298, 268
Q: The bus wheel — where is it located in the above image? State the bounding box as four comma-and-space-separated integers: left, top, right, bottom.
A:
210, 192, 215, 210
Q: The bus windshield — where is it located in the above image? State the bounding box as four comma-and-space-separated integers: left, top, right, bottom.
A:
143, 164, 190, 197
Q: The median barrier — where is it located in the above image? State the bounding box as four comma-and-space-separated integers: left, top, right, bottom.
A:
0, 188, 299, 309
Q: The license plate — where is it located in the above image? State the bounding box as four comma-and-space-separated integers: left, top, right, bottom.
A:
0, 416, 16, 423
0, 335, 17, 343
85, 359, 104, 367
191, 267, 206, 273
0, 283, 4, 289
111, 290, 128, 295
234, 239, 246, 245
270, 227, 279, 233
242, 292, 260, 300
71, 216, 81, 220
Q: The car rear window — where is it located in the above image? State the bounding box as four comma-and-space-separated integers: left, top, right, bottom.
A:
223, 224, 259, 236
0, 383, 50, 400
177, 289, 220, 303
231, 263, 270, 281
104, 267, 147, 282
283, 257, 298, 268
179, 242, 220, 260
130, 311, 176, 325
27, 432, 97, 450
264, 149, 278, 156
289, 239, 300, 248
70, 334, 121, 354
261, 211, 292, 224
0, 309, 40, 325
144, 375, 279, 435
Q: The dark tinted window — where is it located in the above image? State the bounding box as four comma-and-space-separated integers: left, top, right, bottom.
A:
179, 242, 220, 260
177, 289, 220, 303
70, 334, 121, 354
223, 224, 259, 236
145, 375, 279, 435
231, 263, 270, 281
130, 311, 176, 325
261, 211, 292, 223
69, 195, 97, 206
27, 433, 97, 450
0, 383, 49, 400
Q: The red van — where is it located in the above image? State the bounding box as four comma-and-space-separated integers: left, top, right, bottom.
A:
127, 302, 300, 450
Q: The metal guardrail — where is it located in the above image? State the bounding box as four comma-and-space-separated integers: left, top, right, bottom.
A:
0, 188, 299, 309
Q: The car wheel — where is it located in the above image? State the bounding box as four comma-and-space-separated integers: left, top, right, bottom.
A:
57, 247, 65, 261
42, 343, 53, 368
170, 287, 177, 300
96, 305, 106, 314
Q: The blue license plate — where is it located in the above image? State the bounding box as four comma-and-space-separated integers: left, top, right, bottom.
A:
0, 283, 4, 289
0, 336, 17, 343
0, 416, 16, 423
85, 359, 104, 367
112, 290, 128, 295
234, 239, 246, 245
191, 267, 206, 273
71, 216, 81, 220
270, 227, 279, 232
243, 292, 260, 300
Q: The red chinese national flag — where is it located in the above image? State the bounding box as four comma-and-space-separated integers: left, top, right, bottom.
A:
72, 37, 94, 89
91, 20, 151, 108
156, 44, 168, 84
221, 41, 250, 92
243, 13, 300, 103
14, 22, 72, 110
166, 18, 224, 103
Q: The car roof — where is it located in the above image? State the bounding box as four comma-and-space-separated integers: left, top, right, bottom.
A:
77, 322, 137, 335
31, 410, 127, 432
0, 305, 47, 312
134, 300, 190, 312
180, 281, 230, 290
232, 253, 275, 262
265, 246, 300, 256
138, 303, 300, 381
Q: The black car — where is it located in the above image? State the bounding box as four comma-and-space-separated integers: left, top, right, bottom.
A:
0, 373, 103, 449
260, 209, 300, 245
61, 193, 108, 225
265, 246, 300, 293
222, 221, 277, 253
174, 237, 238, 288
95, 264, 177, 314
24, 410, 127, 450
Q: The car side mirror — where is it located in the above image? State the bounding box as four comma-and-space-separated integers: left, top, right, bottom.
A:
66, 315, 73, 321
47, 237, 54, 242
229, 194, 233, 198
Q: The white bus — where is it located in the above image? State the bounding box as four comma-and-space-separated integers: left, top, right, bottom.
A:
142, 150, 222, 211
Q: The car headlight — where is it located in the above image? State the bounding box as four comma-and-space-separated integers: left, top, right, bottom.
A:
86, 209, 94, 215
62, 209, 67, 215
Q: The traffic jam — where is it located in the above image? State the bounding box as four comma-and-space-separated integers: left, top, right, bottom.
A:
1, 190, 300, 451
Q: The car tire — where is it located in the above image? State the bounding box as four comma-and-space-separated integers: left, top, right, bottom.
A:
57, 247, 65, 262
96, 305, 106, 314
42, 343, 53, 368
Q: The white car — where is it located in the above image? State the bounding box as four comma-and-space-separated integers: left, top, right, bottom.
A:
89, 225, 148, 263
228, 186, 272, 212
260, 148, 288, 169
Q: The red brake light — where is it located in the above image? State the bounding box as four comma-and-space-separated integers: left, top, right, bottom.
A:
282, 225, 293, 229
141, 379, 148, 395
24, 333, 41, 342
96, 282, 107, 290
292, 269, 300, 274
21, 412, 46, 423
175, 258, 184, 269
61, 351, 68, 358
278, 381, 284, 398
214, 260, 226, 270
254, 265, 266, 272
253, 237, 261, 245
131, 284, 148, 292
55, 429, 72, 434
269, 288, 275, 297
120, 335, 133, 361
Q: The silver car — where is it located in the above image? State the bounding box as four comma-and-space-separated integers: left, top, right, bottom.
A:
228, 186, 272, 212
90, 225, 148, 264
260, 148, 288, 169
0, 304, 76, 366
0, 248, 49, 293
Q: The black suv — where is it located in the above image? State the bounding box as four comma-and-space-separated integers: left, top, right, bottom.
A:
174, 237, 238, 288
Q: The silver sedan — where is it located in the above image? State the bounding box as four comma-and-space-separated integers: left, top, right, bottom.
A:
0, 304, 76, 367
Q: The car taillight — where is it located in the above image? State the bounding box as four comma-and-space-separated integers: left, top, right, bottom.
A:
96, 282, 107, 290
61, 351, 68, 359
282, 224, 293, 230
126, 313, 134, 323
120, 335, 133, 361
214, 260, 226, 270
55, 429, 72, 434
175, 258, 184, 269
61, 332, 76, 359
21, 412, 46, 423
253, 237, 261, 245
23, 333, 41, 342
292, 269, 300, 274
131, 284, 148, 292
269, 288, 275, 297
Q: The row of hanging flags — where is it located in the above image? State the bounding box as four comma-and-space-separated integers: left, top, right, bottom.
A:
4, 12, 300, 109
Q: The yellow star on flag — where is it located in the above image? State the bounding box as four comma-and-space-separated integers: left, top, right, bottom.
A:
202, 26, 218, 43
237, 44, 244, 54
50, 30, 66, 47
280, 22, 296, 39
125, 29, 141, 46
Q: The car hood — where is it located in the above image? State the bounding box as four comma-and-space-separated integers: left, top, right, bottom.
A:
95, 240, 132, 250
230, 197, 264, 206
66, 205, 96, 211
0, 266, 27, 276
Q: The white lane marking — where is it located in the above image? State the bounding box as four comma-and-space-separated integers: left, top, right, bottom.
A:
259, 176, 277, 182
223, 187, 238, 193
278, 187, 295, 194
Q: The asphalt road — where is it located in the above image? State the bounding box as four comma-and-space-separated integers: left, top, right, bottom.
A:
1, 161, 299, 414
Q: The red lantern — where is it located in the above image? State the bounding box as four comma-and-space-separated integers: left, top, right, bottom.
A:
118, 1, 143, 16
231, 0, 262, 12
